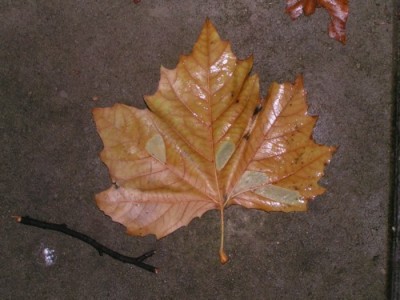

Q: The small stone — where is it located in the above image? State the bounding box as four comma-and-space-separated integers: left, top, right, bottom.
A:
59, 90, 68, 98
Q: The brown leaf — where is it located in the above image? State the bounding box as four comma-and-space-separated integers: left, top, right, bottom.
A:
286, 0, 349, 44
93, 20, 335, 263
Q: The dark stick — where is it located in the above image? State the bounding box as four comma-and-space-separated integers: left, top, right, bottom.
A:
13, 215, 159, 273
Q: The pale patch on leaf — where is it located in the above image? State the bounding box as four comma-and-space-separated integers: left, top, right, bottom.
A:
216, 141, 235, 171
255, 184, 304, 205
145, 134, 166, 163
232, 171, 268, 195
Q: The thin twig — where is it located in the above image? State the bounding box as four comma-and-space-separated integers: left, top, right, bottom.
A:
13, 215, 159, 273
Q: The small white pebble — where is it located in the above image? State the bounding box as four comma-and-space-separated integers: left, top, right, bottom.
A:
59, 90, 68, 98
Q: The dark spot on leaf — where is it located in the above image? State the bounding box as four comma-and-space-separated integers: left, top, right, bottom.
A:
252, 104, 262, 116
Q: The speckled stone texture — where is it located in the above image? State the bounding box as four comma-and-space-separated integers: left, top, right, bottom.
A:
1, 1, 395, 299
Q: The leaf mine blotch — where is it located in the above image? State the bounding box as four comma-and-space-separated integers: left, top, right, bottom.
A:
255, 184, 304, 205
145, 134, 166, 163
216, 141, 235, 171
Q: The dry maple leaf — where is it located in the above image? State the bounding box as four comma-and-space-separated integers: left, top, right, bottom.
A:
286, 0, 349, 44
93, 19, 335, 264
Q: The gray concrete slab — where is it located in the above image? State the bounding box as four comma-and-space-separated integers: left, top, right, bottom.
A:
1, 1, 394, 299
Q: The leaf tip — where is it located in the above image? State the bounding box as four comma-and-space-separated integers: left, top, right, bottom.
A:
92, 107, 102, 118
204, 17, 215, 28
328, 145, 338, 157
294, 74, 304, 86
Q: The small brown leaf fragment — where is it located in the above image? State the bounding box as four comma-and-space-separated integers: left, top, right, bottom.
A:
93, 20, 336, 263
286, 0, 349, 44
304, 0, 317, 15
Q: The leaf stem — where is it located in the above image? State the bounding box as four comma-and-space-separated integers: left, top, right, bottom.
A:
219, 208, 229, 264
13, 215, 159, 273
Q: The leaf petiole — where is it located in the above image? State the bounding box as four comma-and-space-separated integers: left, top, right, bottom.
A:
219, 207, 229, 264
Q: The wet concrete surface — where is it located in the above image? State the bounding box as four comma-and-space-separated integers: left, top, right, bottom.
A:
1, 1, 395, 299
